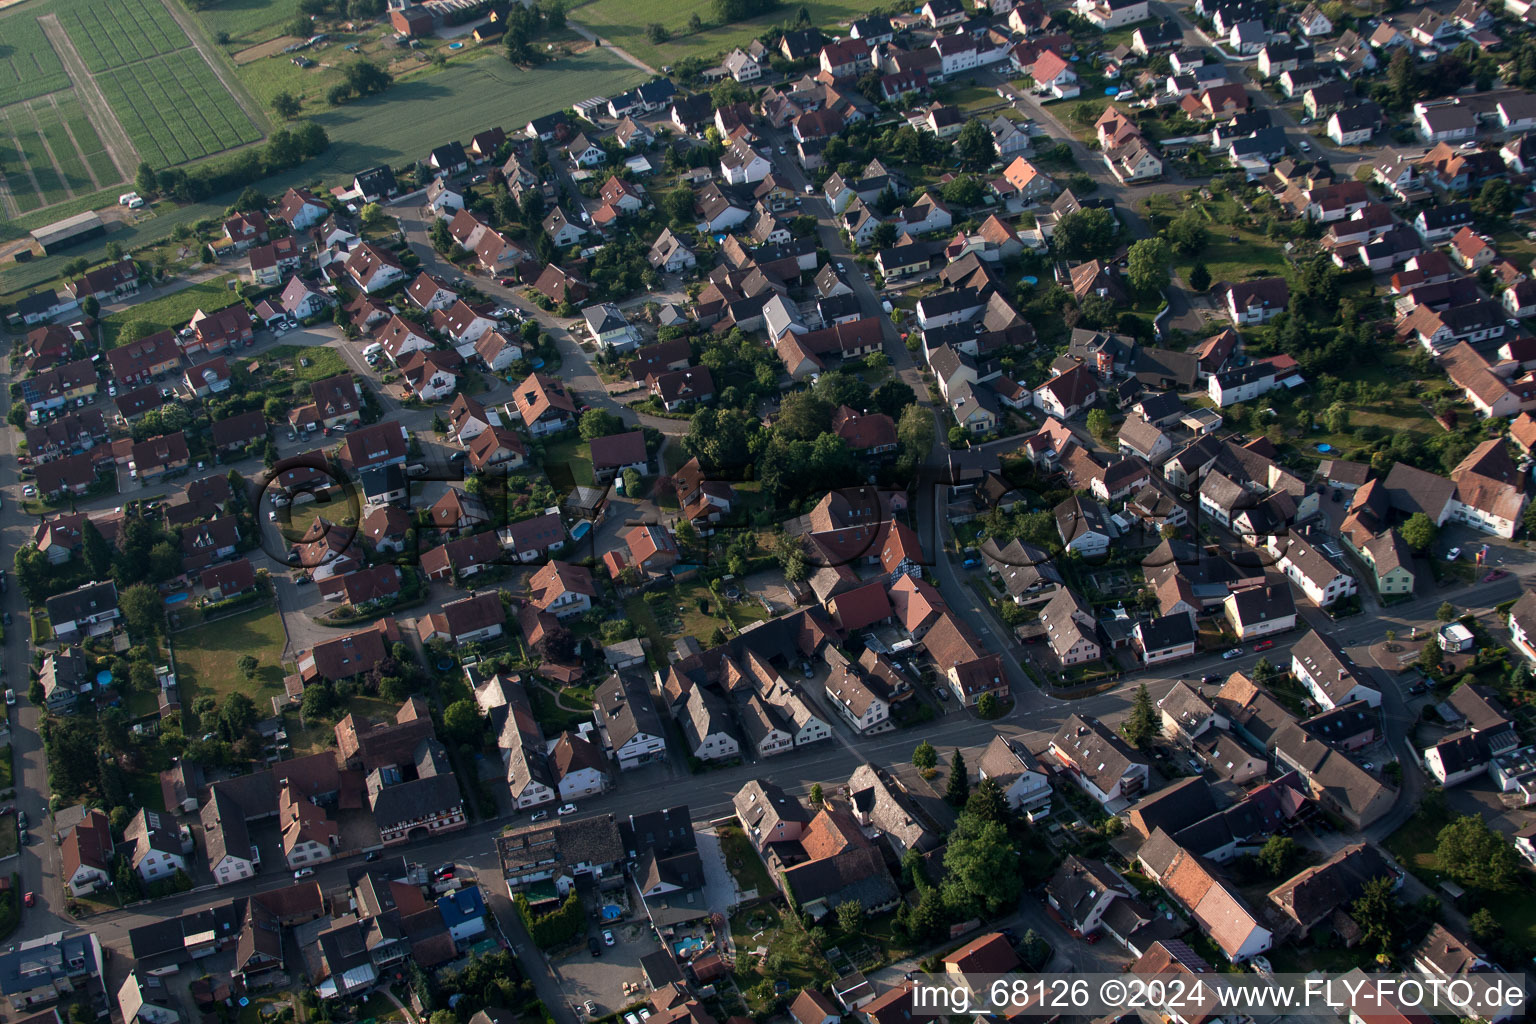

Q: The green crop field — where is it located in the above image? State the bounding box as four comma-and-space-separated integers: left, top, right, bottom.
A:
570, 0, 881, 70
0, 14, 69, 107
0, 130, 41, 213
193, 0, 304, 49
97, 50, 261, 167
0, 93, 122, 217
56, 0, 196, 72
61, 100, 122, 186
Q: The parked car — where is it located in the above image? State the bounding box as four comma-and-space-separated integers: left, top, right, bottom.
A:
17, 812, 27, 829
530, 810, 550, 822
365, 850, 381, 861
1446, 547, 1462, 561
588, 936, 602, 957
1253, 640, 1275, 652
1223, 648, 1242, 660
584, 1003, 598, 1017
23, 892, 33, 907
603, 929, 616, 946
3, 691, 13, 705
558, 803, 577, 816
294, 868, 315, 879
21, 485, 35, 498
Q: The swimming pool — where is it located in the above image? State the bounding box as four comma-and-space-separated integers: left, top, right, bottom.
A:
602, 904, 622, 920
96, 670, 112, 688
672, 936, 706, 957
164, 592, 188, 605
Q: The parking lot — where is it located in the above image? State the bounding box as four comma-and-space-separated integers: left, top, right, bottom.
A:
553, 910, 661, 1018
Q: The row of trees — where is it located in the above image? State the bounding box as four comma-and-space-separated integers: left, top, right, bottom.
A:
132, 120, 329, 205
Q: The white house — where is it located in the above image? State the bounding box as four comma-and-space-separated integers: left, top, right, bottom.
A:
1048, 714, 1149, 806
1290, 629, 1382, 710
977, 735, 1052, 813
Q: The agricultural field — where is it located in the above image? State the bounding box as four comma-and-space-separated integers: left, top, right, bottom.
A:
54, 0, 196, 72
0, 14, 69, 107
569, 0, 882, 70
0, 93, 122, 215
198, 0, 305, 49
96, 49, 262, 167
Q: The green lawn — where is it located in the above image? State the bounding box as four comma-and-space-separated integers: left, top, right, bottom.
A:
1384, 800, 1455, 879
172, 606, 291, 714
0, 746, 13, 794
263, 344, 348, 382
544, 434, 594, 487
100, 275, 243, 347
570, 0, 882, 71
718, 825, 774, 896
1144, 192, 1290, 285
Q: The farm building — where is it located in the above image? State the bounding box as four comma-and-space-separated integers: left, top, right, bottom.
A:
30, 212, 107, 255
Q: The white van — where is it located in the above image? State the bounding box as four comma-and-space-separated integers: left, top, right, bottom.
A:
362, 342, 383, 358
118, 192, 137, 205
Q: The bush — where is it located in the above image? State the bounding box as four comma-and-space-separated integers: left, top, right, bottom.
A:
515, 891, 583, 948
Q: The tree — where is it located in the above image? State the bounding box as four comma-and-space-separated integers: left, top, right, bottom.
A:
941, 814, 1021, 918
1126, 237, 1170, 296
1257, 835, 1296, 877
955, 119, 997, 170
835, 898, 863, 935
272, 91, 301, 119
773, 533, 808, 584
120, 582, 164, 640
360, 202, 386, 228
1187, 262, 1211, 292
1086, 407, 1111, 440
1436, 814, 1522, 892
135, 161, 158, 197
776, 389, 833, 441
975, 692, 1001, 719
965, 777, 1008, 823
237, 655, 259, 680
578, 407, 625, 440
1122, 683, 1158, 748
1400, 512, 1437, 553
1167, 211, 1208, 258
219, 691, 258, 741
810, 782, 823, 805
1352, 875, 1397, 953
539, 625, 577, 662
82, 520, 113, 580
1473, 177, 1516, 223
913, 740, 937, 771
1469, 907, 1502, 944
897, 403, 934, 462
944, 750, 969, 806
1323, 401, 1350, 434
872, 379, 916, 418
301, 682, 336, 721
344, 59, 392, 97
1437, 601, 1458, 622
444, 699, 482, 746
870, 221, 899, 250
1053, 207, 1117, 259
